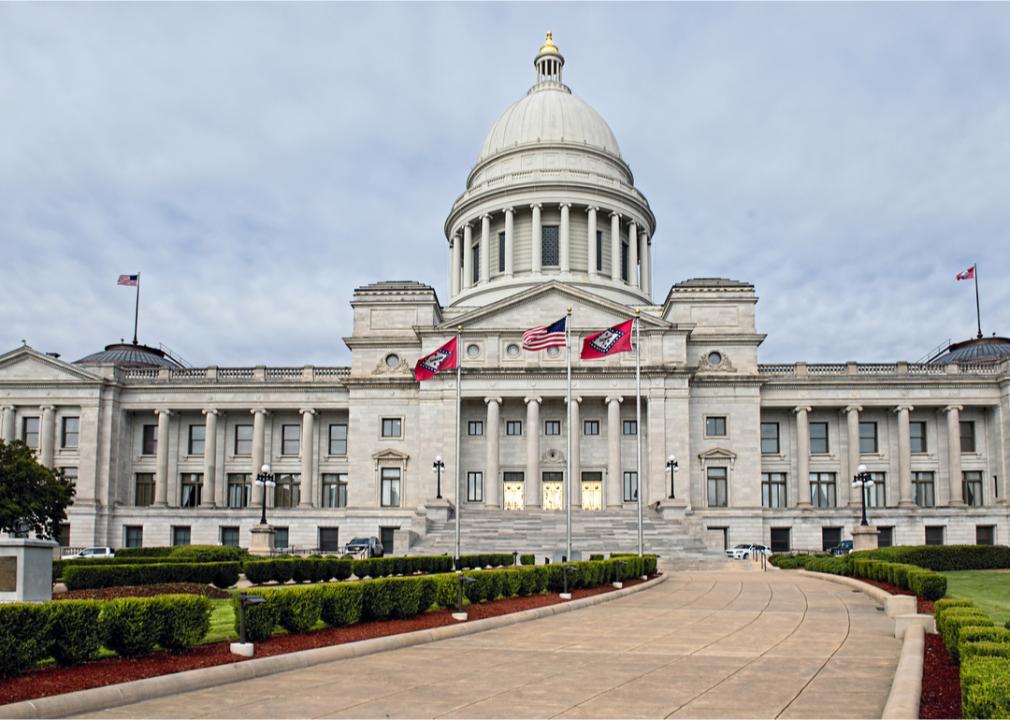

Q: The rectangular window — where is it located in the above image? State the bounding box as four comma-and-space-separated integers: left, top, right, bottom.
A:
319, 527, 340, 552
770, 527, 791, 553
468, 420, 484, 436
503, 471, 524, 483
544, 420, 561, 436
321, 473, 348, 508
584, 420, 600, 436
124, 525, 143, 548
859, 421, 878, 454
822, 527, 843, 552
707, 467, 728, 507
506, 420, 523, 436
960, 421, 976, 453
274, 473, 300, 508
328, 423, 347, 455
498, 231, 505, 272
381, 468, 401, 507
134, 473, 155, 506
963, 471, 984, 507
925, 525, 945, 546
226, 473, 250, 508
621, 240, 629, 281
381, 418, 402, 438
171, 526, 191, 546
623, 420, 637, 436
595, 230, 603, 272
866, 472, 887, 508
141, 424, 157, 455
274, 527, 289, 550
761, 472, 787, 508
705, 416, 727, 437
623, 471, 638, 502
976, 525, 996, 546
877, 526, 894, 548
220, 526, 240, 547
234, 424, 253, 455
541, 225, 559, 266
760, 422, 779, 454
188, 424, 206, 455
180, 473, 203, 508
913, 471, 935, 508
281, 424, 300, 455
467, 471, 483, 502
61, 417, 80, 449
810, 472, 837, 508
910, 421, 928, 453
21, 417, 40, 448
809, 422, 829, 454
472, 244, 480, 283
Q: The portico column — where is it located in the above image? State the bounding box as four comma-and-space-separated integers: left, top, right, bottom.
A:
607, 396, 623, 508
794, 406, 812, 507
0, 406, 15, 442
201, 409, 219, 508
299, 409, 316, 508
450, 232, 461, 297
896, 405, 915, 507
640, 232, 651, 296
39, 405, 56, 467
462, 223, 474, 289
559, 203, 571, 273
154, 409, 171, 507
628, 220, 638, 287
610, 212, 621, 281
531, 204, 542, 273
525, 397, 541, 508
251, 408, 268, 507
480, 214, 491, 283
570, 396, 581, 504
946, 405, 965, 506
845, 406, 862, 508
485, 398, 501, 508
503, 207, 515, 277
586, 207, 598, 273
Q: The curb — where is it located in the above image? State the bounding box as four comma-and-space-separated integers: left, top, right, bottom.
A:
798, 570, 922, 720
1, 574, 667, 719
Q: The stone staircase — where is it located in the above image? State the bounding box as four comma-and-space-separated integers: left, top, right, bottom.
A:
409, 506, 717, 560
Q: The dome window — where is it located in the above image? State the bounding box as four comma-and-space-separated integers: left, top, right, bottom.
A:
542, 226, 560, 267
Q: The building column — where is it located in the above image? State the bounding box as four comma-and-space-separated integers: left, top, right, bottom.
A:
503, 207, 515, 277
531, 204, 542, 273
202, 409, 219, 508
570, 396, 581, 506
154, 409, 171, 507
628, 220, 638, 287
485, 398, 501, 508
946, 405, 965, 506
480, 214, 491, 283
300, 409, 316, 508
586, 207, 598, 273
462, 223, 473, 290
525, 397, 541, 508
845, 405, 862, 508
794, 406, 812, 507
39, 405, 56, 467
1, 406, 14, 442
610, 212, 621, 281
896, 405, 915, 507
450, 232, 461, 297
607, 396, 623, 508
559, 203, 571, 273
640, 232, 651, 297
251, 408, 268, 507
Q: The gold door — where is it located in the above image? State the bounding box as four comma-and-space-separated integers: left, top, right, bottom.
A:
503, 481, 525, 511
542, 481, 564, 511
581, 481, 603, 511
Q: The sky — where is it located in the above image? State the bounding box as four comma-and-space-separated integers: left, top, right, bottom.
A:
2, 2, 1008, 367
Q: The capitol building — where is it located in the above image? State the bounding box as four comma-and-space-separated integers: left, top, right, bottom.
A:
2, 35, 1008, 557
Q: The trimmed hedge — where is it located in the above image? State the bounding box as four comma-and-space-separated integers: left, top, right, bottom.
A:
46, 600, 104, 665
154, 595, 212, 651
519, 554, 535, 566
939, 608, 994, 663
961, 656, 1010, 719
101, 597, 164, 657
0, 604, 52, 677
457, 553, 515, 569
319, 583, 364, 627
243, 557, 352, 585
352, 555, 453, 579
769, 554, 817, 569
113, 546, 176, 558
63, 562, 240, 590
853, 544, 1010, 572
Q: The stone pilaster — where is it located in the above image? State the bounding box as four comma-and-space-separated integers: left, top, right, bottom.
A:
462, 223, 474, 289
559, 203, 571, 273
640, 232, 651, 297
251, 408, 268, 506
300, 409, 316, 508
794, 406, 812, 507
525, 396, 541, 508
201, 409, 219, 508
628, 220, 638, 286
39, 405, 55, 468
484, 397, 501, 508
896, 405, 915, 507
531, 204, 542, 273
480, 214, 491, 283
450, 232, 461, 297
610, 212, 621, 282
586, 207, 598, 273
154, 409, 171, 507
945, 405, 965, 506
503, 207, 514, 277
607, 396, 623, 508
845, 405, 862, 507
0, 406, 14, 442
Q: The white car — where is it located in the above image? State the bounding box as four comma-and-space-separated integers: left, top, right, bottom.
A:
725, 543, 773, 560
69, 546, 115, 559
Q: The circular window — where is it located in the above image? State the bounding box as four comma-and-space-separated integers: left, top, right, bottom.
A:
506, 343, 521, 358
547, 346, 561, 358
384, 353, 400, 368
707, 351, 723, 366
466, 343, 481, 358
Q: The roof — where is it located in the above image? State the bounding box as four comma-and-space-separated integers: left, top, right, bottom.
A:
672, 278, 754, 289
75, 343, 182, 369
929, 336, 1010, 365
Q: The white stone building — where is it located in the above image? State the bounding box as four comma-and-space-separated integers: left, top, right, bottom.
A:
2, 35, 1009, 557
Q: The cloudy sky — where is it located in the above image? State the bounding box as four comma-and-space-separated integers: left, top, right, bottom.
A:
2, 3, 1008, 367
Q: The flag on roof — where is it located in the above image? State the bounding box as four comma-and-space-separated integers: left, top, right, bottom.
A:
581, 318, 634, 359
522, 316, 567, 351
117, 274, 139, 286
956, 265, 976, 281
414, 337, 459, 381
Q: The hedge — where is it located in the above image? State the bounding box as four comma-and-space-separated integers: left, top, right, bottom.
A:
243, 557, 352, 585
457, 553, 516, 569
113, 545, 247, 561
519, 554, 535, 566
0, 604, 52, 677
352, 555, 453, 578
961, 656, 1010, 719
153, 595, 212, 651
938, 608, 994, 663
853, 545, 1010, 572
63, 562, 240, 590
46, 600, 104, 665
769, 554, 817, 569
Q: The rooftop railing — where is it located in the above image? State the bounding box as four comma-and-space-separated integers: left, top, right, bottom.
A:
115, 366, 351, 383
758, 361, 1004, 377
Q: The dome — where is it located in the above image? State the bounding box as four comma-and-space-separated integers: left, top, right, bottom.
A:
75, 342, 182, 369
928, 336, 1010, 365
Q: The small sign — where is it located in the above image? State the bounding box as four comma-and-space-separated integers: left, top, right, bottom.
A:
0, 557, 17, 592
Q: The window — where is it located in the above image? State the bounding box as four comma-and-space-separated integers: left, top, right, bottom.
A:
55, 522, 70, 547
503, 471, 524, 483
623, 471, 638, 502
61, 417, 79, 449
925, 525, 945, 546
705, 416, 727, 437
180, 473, 203, 508
595, 230, 603, 272
859, 421, 878, 454
61, 466, 78, 487
281, 424, 300, 455
498, 231, 505, 272
760, 422, 779, 454
381, 468, 401, 507
226, 474, 250, 508
188, 424, 205, 455
381, 418, 402, 438
809, 422, 829, 454
171, 526, 191, 546
963, 471, 984, 507
220, 526, 240, 547
319, 527, 340, 552
877, 526, 894, 548
621, 240, 629, 281
544, 420, 561, 436
623, 420, 637, 436
467, 471, 483, 502
124, 525, 143, 548
821, 527, 843, 552
472, 244, 480, 283
976, 525, 996, 546
468, 420, 484, 436
274, 473, 300, 508
910, 421, 928, 453
506, 420, 523, 436
707, 467, 728, 507
810, 472, 836, 508
234, 424, 253, 455
761, 472, 787, 508
274, 527, 289, 549
321, 473, 348, 508
913, 471, 935, 508
328, 423, 347, 455
541, 225, 559, 266
135, 473, 155, 506
584, 420, 600, 436
960, 421, 976, 453
141, 424, 157, 455
770, 527, 791, 553
21, 417, 40, 448
865, 472, 887, 508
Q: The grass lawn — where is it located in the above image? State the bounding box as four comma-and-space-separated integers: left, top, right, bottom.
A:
942, 569, 1010, 625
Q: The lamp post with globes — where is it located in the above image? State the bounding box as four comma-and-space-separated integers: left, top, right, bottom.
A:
433, 456, 445, 499
852, 463, 874, 527
666, 455, 678, 499
255, 464, 276, 526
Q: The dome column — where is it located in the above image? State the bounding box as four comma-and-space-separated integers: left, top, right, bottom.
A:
462, 223, 474, 290
480, 214, 491, 283
504, 207, 515, 277
640, 231, 651, 297
450, 232, 461, 297
586, 207, 598, 274
628, 220, 638, 287
610, 212, 621, 282
559, 203, 571, 273
531, 204, 543, 273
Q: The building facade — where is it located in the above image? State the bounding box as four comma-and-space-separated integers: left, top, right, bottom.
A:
2, 35, 1009, 556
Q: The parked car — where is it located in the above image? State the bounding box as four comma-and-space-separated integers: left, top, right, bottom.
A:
69, 546, 115, 559
829, 540, 854, 556
725, 543, 773, 560
344, 537, 384, 558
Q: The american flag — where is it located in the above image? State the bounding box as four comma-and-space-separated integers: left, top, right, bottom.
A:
522, 316, 567, 351
117, 274, 139, 286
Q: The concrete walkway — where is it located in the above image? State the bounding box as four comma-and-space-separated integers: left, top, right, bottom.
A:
80, 566, 899, 719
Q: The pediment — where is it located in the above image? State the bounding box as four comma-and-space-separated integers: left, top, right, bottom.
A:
698, 447, 737, 468
0, 347, 101, 383
371, 448, 410, 462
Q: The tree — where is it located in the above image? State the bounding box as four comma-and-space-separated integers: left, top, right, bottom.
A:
0, 440, 76, 538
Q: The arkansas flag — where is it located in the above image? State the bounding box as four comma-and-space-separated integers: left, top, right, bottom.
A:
581, 319, 634, 359
414, 337, 459, 381
956, 265, 976, 281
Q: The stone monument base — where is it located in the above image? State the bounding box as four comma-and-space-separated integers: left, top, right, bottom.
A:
424, 497, 455, 524
852, 525, 879, 551
0, 538, 59, 602
249, 523, 276, 557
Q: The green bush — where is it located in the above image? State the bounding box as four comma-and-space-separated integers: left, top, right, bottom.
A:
518, 566, 539, 596
519, 554, 535, 566
961, 656, 1010, 719
386, 577, 435, 618
62, 561, 240, 590
907, 569, 947, 601
319, 583, 363, 626
502, 568, 523, 597
102, 598, 163, 657
854, 545, 1010, 572
458, 553, 514, 569
769, 555, 812, 569
941, 613, 994, 662
589, 553, 604, 561
271, 587, 323, 633
168, 545, 246, 562
349, 555, 453, 579
154, 595, 211, 651
232, 593, 280, 642
937, 606, 988, 638
434, 573, 460, 608
961, 641, 1010, 662
360, 579, 396, 621
46, 600, 104, 666
936, 598, 976, 614
0, 603, 52, 677
114, 546, 176, 558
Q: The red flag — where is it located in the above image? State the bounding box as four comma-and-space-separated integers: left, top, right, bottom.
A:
956, 265, 976, 281
414, 337, 459, 381
581, 319, 634, 359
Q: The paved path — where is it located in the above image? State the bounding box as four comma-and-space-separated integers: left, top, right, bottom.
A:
81, 566, 899, 719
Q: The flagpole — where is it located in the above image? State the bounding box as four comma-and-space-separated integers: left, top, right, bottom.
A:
974, 264, 982, 339
634, 308, 643, 557
565, 307, 573, 562
132, 273, 141, 345
454, 325, 463, 566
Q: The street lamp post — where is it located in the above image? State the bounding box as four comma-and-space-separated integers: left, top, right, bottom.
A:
666, 455, 678, 499
255, 464, 276, 526
851, 463, 874, 527
433, 456, 445, 499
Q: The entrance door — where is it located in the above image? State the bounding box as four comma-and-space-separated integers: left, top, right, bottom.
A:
542, 471, 564, 511
581, 472, 603, 511
503, 472, 525, 511
379, 526, 397, 556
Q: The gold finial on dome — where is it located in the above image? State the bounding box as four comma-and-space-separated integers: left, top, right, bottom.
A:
539, 31, 559, 55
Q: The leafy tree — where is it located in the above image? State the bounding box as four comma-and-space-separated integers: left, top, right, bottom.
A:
0, 440, 75, 538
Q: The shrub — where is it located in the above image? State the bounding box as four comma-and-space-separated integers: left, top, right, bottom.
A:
63, 562, 241, 590
937, 607, 989, 639
169, 545, 246, 562
328, 557, 353, 581
518, 567, 539, 596
102, 598, 163, 657
936, 598, 975, 614
271, 587, 323, 633
154, 595, 212, 651
458, 553, 513, 569
907, 569, 946, 601
589, 554, 604, 561
941, 614, 994, 662
46, 600, 104, 665
0, 603, 52, 677
502, 568, 523, 597
961, 656, 1010, 719
434, 573, 460, 608
319, 583, 363, 626
361, 579, 396, 621
114, 546, 175, 558
232, 593, 279, 642
519, 554, 535, 566
961, 641, 1010, 662
386, 577, 427, 618
854, 545, 1010, 572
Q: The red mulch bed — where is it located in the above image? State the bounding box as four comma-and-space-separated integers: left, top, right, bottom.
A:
1, 577, 650, 706
55, 583, 232, 601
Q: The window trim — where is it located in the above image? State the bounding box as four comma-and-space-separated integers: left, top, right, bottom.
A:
858, 420, 879, 455
468, 420, 484, 436
909, 420, 928, 454
21, 416, 40, 448
583, 420, 600, 436
706, 466, 728, 507
187, 423, 206, 456
321, 472, 349, 508
761, 471, 787, 509
380, 466, 402, 507
912, 470, 936, 508
541, 225, 560, 267
60, 416, 80, 449
705, 415, 728, 438
544, 420, 561, 436
280, 423, 301, 456
505, 420, 523, 436
760, 421, 780, 455
328, 423, 348, 456
141, 423, 157, 456
233, 424, 253, 456
622, 419, 637, 436
960, 420, 976, 454
622, 471, 638, 503
809, 472, 837, 508
809, 421, 830, 455
380, 417, 403, 439
467, 471, 484, 503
